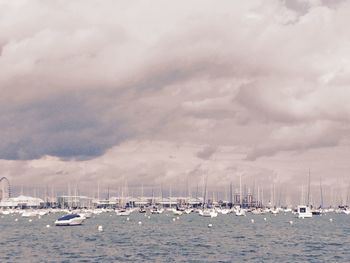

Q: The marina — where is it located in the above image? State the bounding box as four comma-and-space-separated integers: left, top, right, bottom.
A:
1, 208, 350, 262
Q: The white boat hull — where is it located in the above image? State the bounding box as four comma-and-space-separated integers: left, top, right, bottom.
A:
55, 218, 84, 226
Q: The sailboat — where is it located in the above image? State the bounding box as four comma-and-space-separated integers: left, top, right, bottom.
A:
297, 169, 312, 219
235, 173, 246, 216
198, 175, 217, 218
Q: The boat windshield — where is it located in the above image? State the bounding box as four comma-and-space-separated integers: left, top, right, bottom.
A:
58, 214, 80, 221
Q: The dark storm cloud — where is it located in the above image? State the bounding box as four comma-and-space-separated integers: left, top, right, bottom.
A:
0, 93, 130, 160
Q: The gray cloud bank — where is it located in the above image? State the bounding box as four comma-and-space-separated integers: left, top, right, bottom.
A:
1, 0, 350, 160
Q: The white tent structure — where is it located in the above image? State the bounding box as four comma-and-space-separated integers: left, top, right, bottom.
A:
0, 195, 44, 208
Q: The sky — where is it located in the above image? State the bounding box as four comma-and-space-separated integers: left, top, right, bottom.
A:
0, 0, 350, 205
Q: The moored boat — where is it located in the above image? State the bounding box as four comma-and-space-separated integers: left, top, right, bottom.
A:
55, 214, 85, 226
297, 205, 312, 218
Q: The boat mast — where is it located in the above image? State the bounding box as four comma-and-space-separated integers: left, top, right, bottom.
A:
307, 169, 311, 207
346, 182, 350, 207
239, 173, 242, 207
319, 180, 324, 208
202, 175, 208, 209
301, 185, 304, 205
229, 182, 233, 208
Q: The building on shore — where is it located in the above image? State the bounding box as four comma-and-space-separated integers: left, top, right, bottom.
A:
0, 195, 44, 208
57, 195, 93, 209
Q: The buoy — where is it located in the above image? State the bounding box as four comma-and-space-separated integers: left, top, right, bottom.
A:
172, 218, 176, 221
263, 217, 267, 221
289, 221, 293, 225
208, 224, 213, 228
38, 215, 41, 219
98, 225, 103, 231
138, 221, 142, 225
29, 219, 32, 222
251, 219, 254, 223
176, 216, 180, 220
148, 216, 151, 219
126, 217, 130, 221
46, 224, 50, 228
15, 218, 18, 222
330, 218, 333, 222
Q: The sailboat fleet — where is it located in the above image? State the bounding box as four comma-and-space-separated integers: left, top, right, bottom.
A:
2, 169, 350, 226
1, 195, 350, 227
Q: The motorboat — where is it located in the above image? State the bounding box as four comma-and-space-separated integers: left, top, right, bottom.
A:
219, 208, 231, 215
78, 211, 92, 219
234, 206, 246, 216
297, 205, 312, 218
184, 208, 193, 214
0, 210, 11, 215
235, 209, 246, 216
270, 208, 279, 215
55, 214, 85, 226
251, 208, 263, 215
342, 209, 350, 215
21, 210, 38, 217
116, 208, 131, 216
173, 209, 183, 216
150, 206, 164, 214
139, 206, 146, 213
199, 209, 218, 218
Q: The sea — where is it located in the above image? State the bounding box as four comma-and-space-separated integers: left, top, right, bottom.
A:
1, 212, 350, 262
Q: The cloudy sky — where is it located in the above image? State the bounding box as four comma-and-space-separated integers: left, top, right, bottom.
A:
1, 0, 349, 205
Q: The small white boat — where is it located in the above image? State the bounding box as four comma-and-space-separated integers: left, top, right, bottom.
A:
234, 206, 246, 216
270, 208, 279, 215
251, 209, 263, 215
284, 208, 292, 213
139, 207, 146, 213
235, 210, 246, 216
0, 210, 11, 215
219, 208, 231, 215
116, 209, 131, 216
173, 210, 183, 216
297, 205, 312, 218
55, 214, 85, 226
150, 207, 164, 214
21, 211, 38, 217
199, 209, 218, 218
184, 208, 193, 214
343, 209, 350, 215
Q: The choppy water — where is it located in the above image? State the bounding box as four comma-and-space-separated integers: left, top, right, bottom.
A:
1, 212, 350, 262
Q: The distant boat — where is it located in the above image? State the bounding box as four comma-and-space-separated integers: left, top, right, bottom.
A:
342, 208, 350, 215
150, 206, 164, 214
235, 208, 246, 216
78, 211, 92, 219
116, 208, 131, 216
297, 169, 313, 219
139, 206, 146, 213
21, 210, 38, 217
297, 205, 312, 218
55, 214, 84, 226
184, 208, 193, 214
173, 209, 183, 216
199, 209, 218, 218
